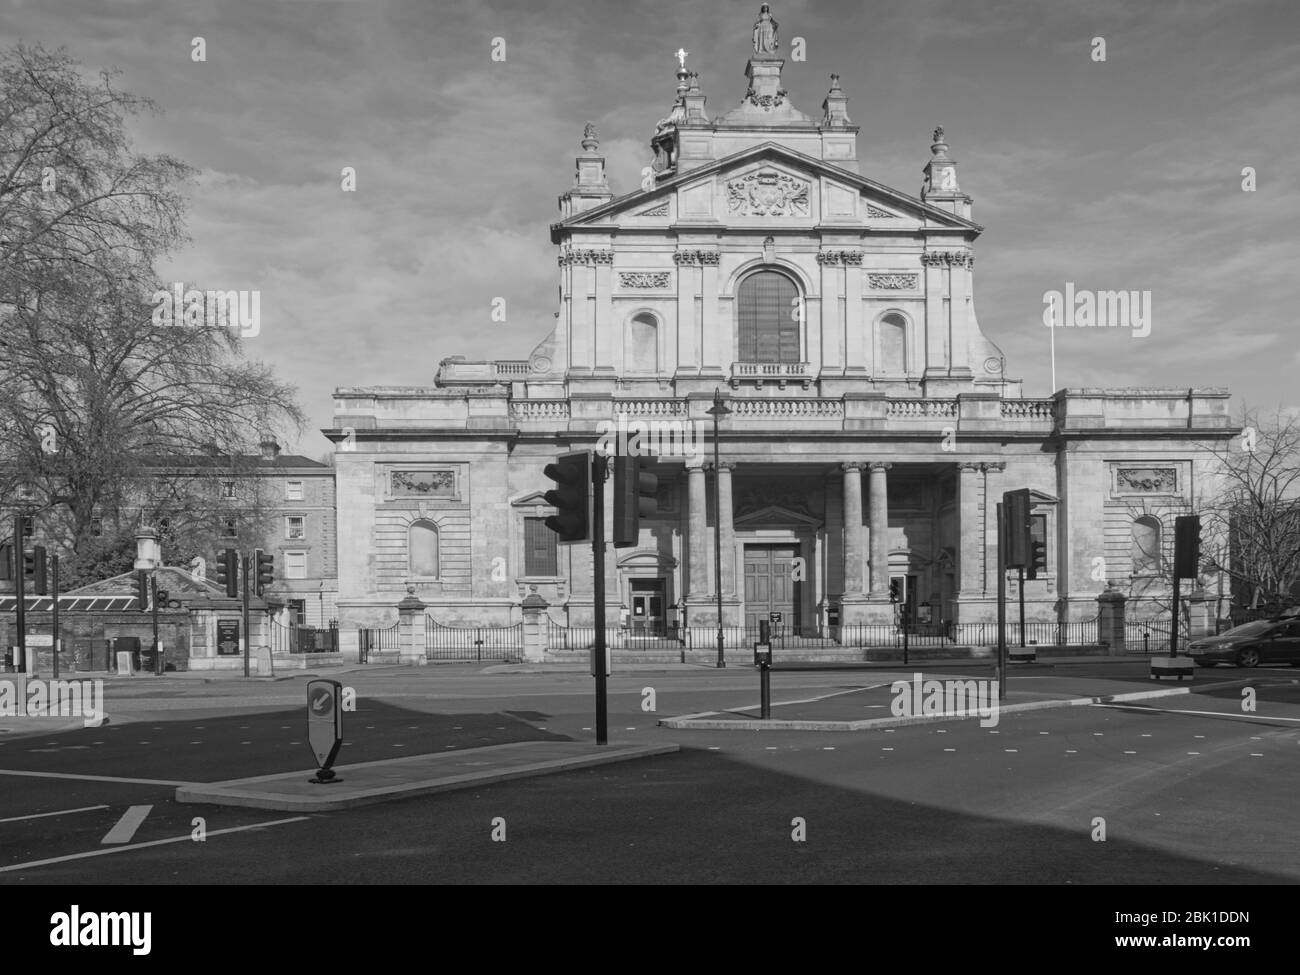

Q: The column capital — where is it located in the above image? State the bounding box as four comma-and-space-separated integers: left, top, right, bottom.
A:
957, 462, 984, 473
868, 461, 893, 472
981, 462, 1006, 473
704, 461, 736, 472
841, 461, 865, 472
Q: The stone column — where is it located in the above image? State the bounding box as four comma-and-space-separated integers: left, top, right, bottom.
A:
397, 590, 427, 666
1097, 585, 1127, 655
521, 587, 548, 662
687, 464, 708, 597
956, 462, 984, 598
715, 461, 736, 595
867, 462, 892, 596
841, 462, 866, 602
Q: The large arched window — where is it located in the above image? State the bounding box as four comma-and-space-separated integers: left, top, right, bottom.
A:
878, 313, 907, 375
409, 520, 440, 578
626, 312, 659, 374
737, 270, 800, 363
1131, 516, 1161, 575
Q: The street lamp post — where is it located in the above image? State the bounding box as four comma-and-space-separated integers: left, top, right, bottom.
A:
706, 389, 732, 668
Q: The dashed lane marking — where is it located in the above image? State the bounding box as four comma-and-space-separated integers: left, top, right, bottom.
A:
0, 817, 309, 874
0, 769, 191, 787
0, 805, 109, 824
102, 805, 152, 845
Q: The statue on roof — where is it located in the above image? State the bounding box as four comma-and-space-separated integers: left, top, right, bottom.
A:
753, 4, 778, 55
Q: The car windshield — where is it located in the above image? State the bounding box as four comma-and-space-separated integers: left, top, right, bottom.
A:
1222, 620, 1279, 637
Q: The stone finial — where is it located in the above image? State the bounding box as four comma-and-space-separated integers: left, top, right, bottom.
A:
822, 72, 851, 126
931, 125, 952, 160
581, 121, 598, 152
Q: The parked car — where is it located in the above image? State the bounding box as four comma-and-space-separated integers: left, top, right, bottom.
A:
1187, 617, 1300, 667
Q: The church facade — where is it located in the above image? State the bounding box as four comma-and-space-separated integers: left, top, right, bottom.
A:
328, 7, 1233, 658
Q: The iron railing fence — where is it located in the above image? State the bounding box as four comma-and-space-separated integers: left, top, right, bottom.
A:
546, 619, 1102, 651
357, 622, 399, 663
271, 620, 339, 654
426, 618, 522, 661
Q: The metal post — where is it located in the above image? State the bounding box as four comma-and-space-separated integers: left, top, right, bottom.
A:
713, 436, 725, 669
708, 388, 731, 669
242, 554, 251, 678
996, 503, 1007, 701
14, 514, 26, 673
1169, 575, 1181, 659
760, 664, 770, 720
592, 454, 608, 745
1018, 566, 1026, 647
51, 555, 60, 679
151, 574, 160, 676
902, 600, 910, 666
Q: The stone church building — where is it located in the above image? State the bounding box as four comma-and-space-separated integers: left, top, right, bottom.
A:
329, 7, 1232, 658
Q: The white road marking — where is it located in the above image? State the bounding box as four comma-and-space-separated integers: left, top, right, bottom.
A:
1097, 704, 1300, 723
0, 817, 309, 874
1188, 751, 1200, 755
0, 769, 190, 786
1066, 750, 1077, 754
882, 747, 894, 751
944, 748, 955, 752
102, 805, 152, 845
1005, 749, 1018, 753
0, 805, 109, 824
1251, 753, 1264, 757
1124, 750, 1137, 754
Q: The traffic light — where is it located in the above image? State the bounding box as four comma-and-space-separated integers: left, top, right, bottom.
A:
215, 548, 237, 598
889, 579, 902, 603
0, 542, 12, 581
1026, 539, 1048, 580
136, 570, 149, 611
156, 589, 170, 607
1003, 489, 1032, 569
23, 546, 48, 595
1174, 515, 1201, 579
254, 549, 275, 596
613, 456, 657, 548
542, 451, 593, 543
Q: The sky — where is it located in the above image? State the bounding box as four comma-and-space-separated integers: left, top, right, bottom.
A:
2, 0, 1297, 456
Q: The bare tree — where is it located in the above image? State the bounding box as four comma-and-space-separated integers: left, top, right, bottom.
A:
1198, 407, 1300, 615
0, 43, 303, 584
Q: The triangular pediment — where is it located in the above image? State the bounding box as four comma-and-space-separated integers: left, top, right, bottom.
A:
511, 491, 552, 507
733, 504, 822, 528
551, 142, 980, 240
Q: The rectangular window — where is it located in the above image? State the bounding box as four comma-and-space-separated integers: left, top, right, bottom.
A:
222, 518, 237, 538
286, 516, 306, 539
285, 480, 304, 501
288, 599, 306, 625
21, 516, 35, 536
285, 551, 307, 579
524, 517, 557, 576
222, 481, 236, 499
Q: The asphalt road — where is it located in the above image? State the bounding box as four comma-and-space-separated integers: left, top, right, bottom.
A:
1, 664, 1297, 884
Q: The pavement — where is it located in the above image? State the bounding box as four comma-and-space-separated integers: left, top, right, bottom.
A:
175, 740, 679, 811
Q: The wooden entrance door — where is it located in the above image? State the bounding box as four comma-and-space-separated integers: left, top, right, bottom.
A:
744, 545, 801, 634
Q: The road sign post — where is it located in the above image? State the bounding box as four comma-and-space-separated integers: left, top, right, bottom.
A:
592, 454, 609, 746
307, 678, 344, 783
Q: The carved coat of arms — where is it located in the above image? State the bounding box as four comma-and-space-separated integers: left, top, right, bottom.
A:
727, 170, 810, 217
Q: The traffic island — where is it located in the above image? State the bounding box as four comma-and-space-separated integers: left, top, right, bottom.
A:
1150, 656, 1195, 680
175, 740, 679, 811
